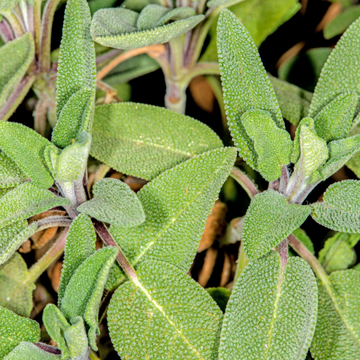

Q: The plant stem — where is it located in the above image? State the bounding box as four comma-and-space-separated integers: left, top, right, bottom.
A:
230, 167, 259, 199
164, 79, 187, 113
36, 215, 72, 230
277, 239, 288, 266
33, 0, 42, 57
1, 10, 24, 37
181, 61, 220, 84
93, 164, 111, 186
234, 241, 248, 282
96, 80, 121, 103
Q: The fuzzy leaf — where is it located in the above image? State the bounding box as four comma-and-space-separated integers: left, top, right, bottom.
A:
77, 178, 145, 227
311, 270, 360, 360
0, 33, 34, 112
91, 7, 204, 50
309, 17, 360, 118
243, 190, 311, 260
0, 182, 69, 228
0, 122, 55, 189
241, 109, 292, 181
219, 251, 318, 360
0, 220, 26, 262
90, 102, 223, 181
108, 260, 223, 360
55, 0, 96, 120
62, 317, 89, 359
110, 147, 236, 274
0, 306, 40, 358
60, 247, 118, 350
58, 214, 96, 307
217, 9, 284, 169
0, 253, 35, 317
4, 342, 61, 360
121, 0, 162, 12
293, 228, 315, 255
0, 152, 27, 189
311, 180, 360, 232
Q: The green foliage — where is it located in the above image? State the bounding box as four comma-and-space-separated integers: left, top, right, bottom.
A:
0, 306, 40, 358
206, 287, 231, 313
219, 251, 317, 360
110, 147, 236, 274
0, 152, 27, 189
311, 270, 360, 360
293, 228, 315, 255
311, 180, 360, 232
90, 102, 224, 181
4, 342, 61, 360
78, 178, 145, 227
108, 259, 223, 360
243, 190, 311, 260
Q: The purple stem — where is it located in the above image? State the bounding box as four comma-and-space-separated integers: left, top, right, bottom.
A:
0, 19, 14, 42
35, 343, 61, 355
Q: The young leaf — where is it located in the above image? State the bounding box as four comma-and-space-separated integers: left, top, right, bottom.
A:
243, 190, 311, 260
0, 152, 27, 189
77, 178, 145, 227
90, 102, 223, 181
241, 109, 293, 181
311, 180, 360, 232
110, 147, 237, 274
108, 260, 223, 360
310, 270, 360, 360
217, 9, 284, 169
55, 0, 96, 120
4, 342, 61, 360
58, 214, 96, 307
0, 33, 34, 113
0, 306, 40, 358
0, 253, 35, 317
0, 220, 26, 264
219, 251, 318, 360
62, 317, 89, 359
0, 122, 55, 189
60, 247, 118, 350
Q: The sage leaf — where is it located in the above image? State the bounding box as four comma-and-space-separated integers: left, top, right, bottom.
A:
0, 122, 55, 189
77, 178, 145, 227
4, 342, 61, 360
121, 0, 162, 12
110, 147, 236, 273
219, 252, 318, 360
0, 306, 40, 358
217, 9, 284, 170
63, 317, 89, 359
108, 260, 223, 360
0, 152, 27, 189
60, 247, 118, 350
292, 228, 315, 255
311, 180, 360, 232
241, 109, 293, 181
90, 102, 223, 181
58, 214, 96, 307
206, 287, 231, 313
243, 190, 311, 260
0, 253, 35, 317
0, 33, 34, 114
310, 270, 360, 360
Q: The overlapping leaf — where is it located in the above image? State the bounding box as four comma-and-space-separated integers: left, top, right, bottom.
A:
90, 102, 224, 180
4, 342, 61, 360
0, 152, 27, 189
292, 228, 315, 255
108, 260, 223, 360
219, 252, 318, 360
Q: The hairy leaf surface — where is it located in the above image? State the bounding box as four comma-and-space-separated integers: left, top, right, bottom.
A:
4, 342, 61, 360
0, 152, 27, 189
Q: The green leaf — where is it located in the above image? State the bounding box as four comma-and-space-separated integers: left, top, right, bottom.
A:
60, 247, 117, 350
243, 190, 311, 260
217, 9, 284, 170
0, 182, 69, 228
0, 122, 55, 189
311, 180, 360, 232
77, 178, 145, 227
0, 253, 35, 317
108, 260, 223, 360
58, 214, 96, 308
0, 33, 34, 114
206, 287, 231, 313
0, 306, 40, 358
110, 147, 236, 274
219, 251, 318, 360
62, 317, 89, 359
4, 342, 61, 360
121, 0, 162, 12
89, 0, 117, 15
90, 102, 224, 181
241, 109, 293, 181
55, 0, 96, 120
292, 228, 315, 255
0, 152, 27, 189
311, 270, 360, 360
309, 17, 360, 118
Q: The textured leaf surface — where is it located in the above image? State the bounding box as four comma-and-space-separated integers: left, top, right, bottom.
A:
108, 260, 223, 360
0, 253, 34, 317
110, 147, 236, 273
241, 109, 292, 181
0, 33, 34, 111
217, 9, 283, 169
311, 270, 360, 360
60, 247, 117, 349
91, 102, 223, 181
58, 214, 96, 307
0, 152, 27, 189
0, 220, 26, 265
4, 342, 61, 360
311, 180, 360, 232
78, 178, 145, 227
0, 122, 55, 189
219, 252, 318, 360
243, 190, 311, 260
0, 306, 40, 358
